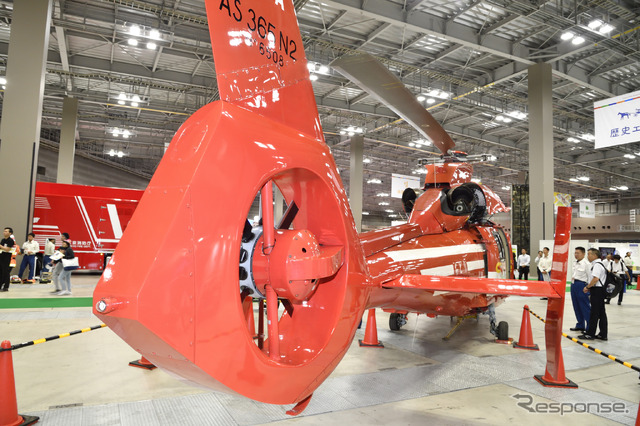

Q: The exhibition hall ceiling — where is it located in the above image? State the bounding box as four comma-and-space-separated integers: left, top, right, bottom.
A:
0, 0, 638, 216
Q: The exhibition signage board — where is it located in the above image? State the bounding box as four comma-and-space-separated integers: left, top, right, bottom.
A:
554, 192, 571, 214
391, 173, 421, 199
631, 209, 636, 224
593, 89, 640, 149
579, 201, 595, 218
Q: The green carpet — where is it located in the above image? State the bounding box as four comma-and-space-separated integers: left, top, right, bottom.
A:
0, 297, 94, 309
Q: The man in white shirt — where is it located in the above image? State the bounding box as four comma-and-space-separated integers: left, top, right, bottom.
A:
18, 233, 39, 283
570, 247, 590, 332
517, 249, 530, 280
538, 247, 552, 282
624, 252, 634, 287
582, 248, 608, 340
603, 254, 613, 271
610, 255, 631, 305
534, 250, 543, 280
43, 239, 56, 271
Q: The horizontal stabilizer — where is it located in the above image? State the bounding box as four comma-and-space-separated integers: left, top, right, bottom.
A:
383, 274, 563, 299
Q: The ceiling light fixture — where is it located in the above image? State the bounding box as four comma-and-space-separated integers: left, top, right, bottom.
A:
588, 20, 602, 30
577, 176, 590, 182
572, 36, 586, 45
508, 111, 527, 120
377, 192, 390, 197
129, 25, 141, 36
561, 31, 575, 41
417, 95, 426, 102
599, 24, 614, 34
309, 74, 319, 81
624, 154, 636, 159
367, 178, 382, 184
127, 38, 138, 46
618, 185, 629, 191
378, 202, 390, 206
569, 178, 579, 182
149, 29, 161, 40
146, 42, 157, 50
426, 98, 436, 104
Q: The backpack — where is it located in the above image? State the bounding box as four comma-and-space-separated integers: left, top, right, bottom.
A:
593, 261, 623, 298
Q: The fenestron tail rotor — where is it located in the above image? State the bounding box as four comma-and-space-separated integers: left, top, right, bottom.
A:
330, 53, 455, 155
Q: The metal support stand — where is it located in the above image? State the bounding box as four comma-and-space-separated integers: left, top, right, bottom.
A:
443, 314, 477, 341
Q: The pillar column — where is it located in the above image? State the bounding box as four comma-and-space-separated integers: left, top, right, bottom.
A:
528, 62, 555, 248
0, 0, 52, 239
57, 97, 79, 184
349, 135, 364, 232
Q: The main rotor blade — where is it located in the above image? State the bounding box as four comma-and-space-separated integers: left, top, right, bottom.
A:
331, 53, 455, 155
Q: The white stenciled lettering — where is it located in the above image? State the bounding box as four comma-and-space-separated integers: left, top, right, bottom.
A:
274, 0, 284, 11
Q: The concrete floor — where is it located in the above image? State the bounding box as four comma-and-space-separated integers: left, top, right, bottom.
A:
1, 276, 639, 425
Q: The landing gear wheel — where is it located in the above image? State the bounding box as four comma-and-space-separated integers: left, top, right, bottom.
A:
389, 313, 407, 331
497, 321, 509, 341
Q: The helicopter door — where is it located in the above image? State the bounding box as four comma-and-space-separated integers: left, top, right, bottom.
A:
491, 229, 510, 279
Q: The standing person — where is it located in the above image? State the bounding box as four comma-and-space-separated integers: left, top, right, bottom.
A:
50, 233, 70, 294
538, 247, 552, 282
517, 249, 530, 280
0, 227, 15, 292
623, 252, 634, 287
603, 253, 613, 271
582, 248, 608, 341
534, 250, 544, 281
43, 238, 56, 272
56, 241, 75, 296
570, 247, 591, 332
18, 233, 39, 283
610, 255, 631, 305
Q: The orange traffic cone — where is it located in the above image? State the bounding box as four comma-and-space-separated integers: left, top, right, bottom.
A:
129, 356, 157, 370
0, 341, 39, 426
513, 305, 539, 350
359, 309, 384, 348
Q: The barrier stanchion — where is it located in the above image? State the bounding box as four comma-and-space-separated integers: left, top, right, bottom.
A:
0, 341, 39, 426
526, 307, 640, 374
0, 324, 107, 426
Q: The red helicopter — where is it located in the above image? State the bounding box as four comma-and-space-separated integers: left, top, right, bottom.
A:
93, 0, 573, 415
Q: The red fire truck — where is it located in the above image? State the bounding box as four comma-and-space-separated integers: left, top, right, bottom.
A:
33, 182, 144, 271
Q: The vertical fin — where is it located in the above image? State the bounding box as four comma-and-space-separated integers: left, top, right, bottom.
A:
204, 0, 322, 140
541, 206, 573, 385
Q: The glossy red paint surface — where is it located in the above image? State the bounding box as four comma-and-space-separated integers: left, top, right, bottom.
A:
92, 0, 571, 410
359, 223, 422, 257
423, 162, 473, 185
204, 0, 322, 140
94, 102, 370, 405
540, 206, 572, 384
